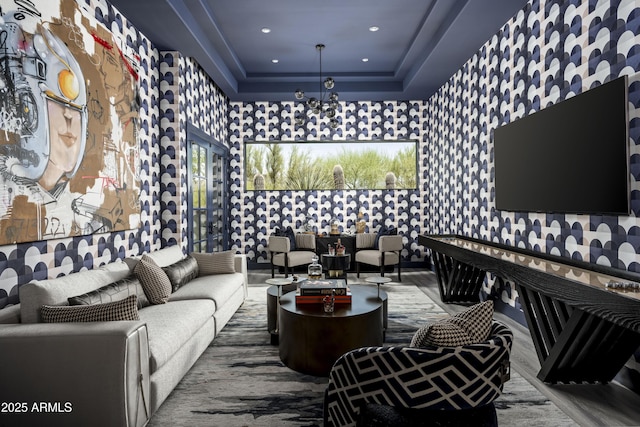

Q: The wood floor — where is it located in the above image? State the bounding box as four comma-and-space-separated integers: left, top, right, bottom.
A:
253, 267, 640, 426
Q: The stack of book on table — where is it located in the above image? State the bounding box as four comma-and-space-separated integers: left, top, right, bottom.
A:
296, 279, 352, 304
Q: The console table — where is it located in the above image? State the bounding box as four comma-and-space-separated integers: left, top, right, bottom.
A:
418, 234, 640, 385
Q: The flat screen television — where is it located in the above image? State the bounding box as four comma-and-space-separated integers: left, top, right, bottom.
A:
493, 75, 630, 215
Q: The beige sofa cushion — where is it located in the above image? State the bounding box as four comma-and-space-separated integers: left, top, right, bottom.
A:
169, 273, 244, 310
138, 299, 215, 372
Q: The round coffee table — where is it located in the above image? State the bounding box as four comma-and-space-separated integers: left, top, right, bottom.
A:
278, 286, 386, 376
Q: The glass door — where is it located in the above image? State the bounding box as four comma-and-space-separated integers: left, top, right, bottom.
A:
188, 126, 228, 253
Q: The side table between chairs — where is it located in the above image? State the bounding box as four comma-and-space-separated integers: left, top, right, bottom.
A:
321, 253, 351, 281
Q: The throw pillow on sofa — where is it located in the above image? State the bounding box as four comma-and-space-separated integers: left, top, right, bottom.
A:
41, 295, 140, 323
134, 255, 172, 304
67, 275, 150, 309
162, 254, 199, 292
191, 251, 235, 275
410, 300, 494, 348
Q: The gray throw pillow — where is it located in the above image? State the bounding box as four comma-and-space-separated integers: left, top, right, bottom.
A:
191, 251, 236, 275
41, 295, 140, 323
162, 255, 199, 292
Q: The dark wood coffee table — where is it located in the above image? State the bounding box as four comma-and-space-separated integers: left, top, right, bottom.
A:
278, 286, 386, 376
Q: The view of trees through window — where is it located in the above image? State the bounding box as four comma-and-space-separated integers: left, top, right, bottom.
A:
244, 141, 418, 190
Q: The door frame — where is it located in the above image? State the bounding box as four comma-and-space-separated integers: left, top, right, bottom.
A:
186, 124, 229, 253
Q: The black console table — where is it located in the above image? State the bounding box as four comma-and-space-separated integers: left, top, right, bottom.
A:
418, 234, 640, 385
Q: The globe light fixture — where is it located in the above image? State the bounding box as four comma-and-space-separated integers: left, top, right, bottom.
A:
294, 44, 339, 129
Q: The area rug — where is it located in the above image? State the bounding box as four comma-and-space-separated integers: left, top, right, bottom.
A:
147, 280, 577, 427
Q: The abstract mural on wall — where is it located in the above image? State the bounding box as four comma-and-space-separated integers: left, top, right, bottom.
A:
0, 0, 140, 245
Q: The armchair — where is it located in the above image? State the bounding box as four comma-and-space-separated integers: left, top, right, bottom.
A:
269, 232, 316, 278
324, 321, 513, 427
355, 232, 403, 281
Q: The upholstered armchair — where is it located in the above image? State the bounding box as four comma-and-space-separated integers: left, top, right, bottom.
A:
269, 231, 316, 278
355, 232, 403, 281
323, 321, 513, 427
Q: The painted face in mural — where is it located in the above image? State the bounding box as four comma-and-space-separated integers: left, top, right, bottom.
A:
37, 99, 84, 190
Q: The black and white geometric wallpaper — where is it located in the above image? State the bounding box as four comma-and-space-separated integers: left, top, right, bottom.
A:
1, 0, 639, 354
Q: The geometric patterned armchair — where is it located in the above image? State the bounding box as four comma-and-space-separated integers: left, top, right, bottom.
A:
323, 321, 513, 427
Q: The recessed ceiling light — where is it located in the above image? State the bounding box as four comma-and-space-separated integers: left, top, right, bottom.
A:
261, 27, 271, 33
362, 58, 369, 62
271, 59, 279, 64
369, 26, 379, 32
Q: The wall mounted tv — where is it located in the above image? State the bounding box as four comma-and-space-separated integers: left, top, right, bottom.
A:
493, 75, 629, 215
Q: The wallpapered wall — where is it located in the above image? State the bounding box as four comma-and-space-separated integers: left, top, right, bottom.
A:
0, 0, 639, 378
0, 0, 162, 308
229, 0, 640, 304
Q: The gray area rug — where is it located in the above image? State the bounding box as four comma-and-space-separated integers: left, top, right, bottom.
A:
148, 281, 577, 427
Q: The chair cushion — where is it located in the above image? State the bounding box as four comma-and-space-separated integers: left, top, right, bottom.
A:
410, 300, 494, 347
163, 255, 199, 291
134, 255, 172, 304
191, 251, 236, 275
272, 250, 316, 268
41, 295, 140, 323
355, 250, 399, 267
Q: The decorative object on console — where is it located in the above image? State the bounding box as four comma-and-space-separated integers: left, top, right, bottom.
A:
329, 216, 340, 235
294, 43, 339, 129
356, 211, 366, 233
303, 214, 315, 233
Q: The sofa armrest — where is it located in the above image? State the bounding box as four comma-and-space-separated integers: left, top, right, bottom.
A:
268, 235, 290, 253
234, 254, 249, 297
0, 321, 150, 427
378, 235, 403, 252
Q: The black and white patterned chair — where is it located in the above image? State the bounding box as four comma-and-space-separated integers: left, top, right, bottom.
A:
323, 321, 513, 427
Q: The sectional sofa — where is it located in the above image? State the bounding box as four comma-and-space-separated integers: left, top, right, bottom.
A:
0, 245, 248, 427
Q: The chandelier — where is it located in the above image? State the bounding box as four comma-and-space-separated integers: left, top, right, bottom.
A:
294, 44, 339, 129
